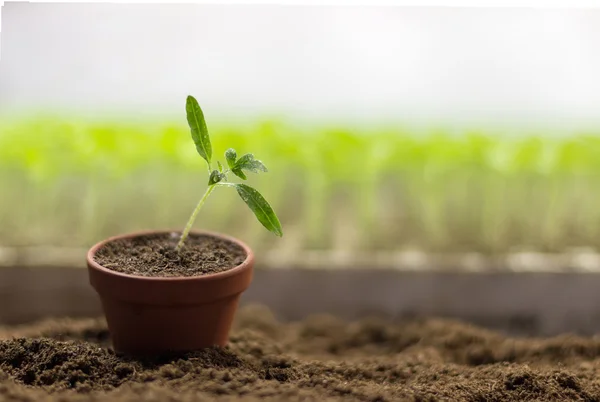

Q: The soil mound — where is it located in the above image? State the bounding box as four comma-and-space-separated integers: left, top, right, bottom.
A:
2, 305, 600, 401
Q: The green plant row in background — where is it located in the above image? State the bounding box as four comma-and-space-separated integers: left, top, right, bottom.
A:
2, 117, 600, 255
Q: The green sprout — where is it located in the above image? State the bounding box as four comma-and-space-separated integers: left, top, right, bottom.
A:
175, 95, 283, 252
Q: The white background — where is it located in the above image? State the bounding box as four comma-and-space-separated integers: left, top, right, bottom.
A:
1, 3, 600, 130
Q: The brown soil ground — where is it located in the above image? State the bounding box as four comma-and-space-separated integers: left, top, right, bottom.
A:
2, 305, 600, 401
94, 232, 246, 277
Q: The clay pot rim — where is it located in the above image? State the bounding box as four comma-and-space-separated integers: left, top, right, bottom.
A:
87, 229, 254, 283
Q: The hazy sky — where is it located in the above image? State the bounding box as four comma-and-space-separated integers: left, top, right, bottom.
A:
1, 3, 599, 129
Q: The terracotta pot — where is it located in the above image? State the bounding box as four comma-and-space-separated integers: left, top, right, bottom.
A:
86, 230, 254, 355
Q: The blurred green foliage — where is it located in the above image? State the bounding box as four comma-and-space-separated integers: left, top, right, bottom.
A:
1, 117, 600, 255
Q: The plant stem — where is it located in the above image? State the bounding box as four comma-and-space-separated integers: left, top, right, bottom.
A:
175, 184, 217, 252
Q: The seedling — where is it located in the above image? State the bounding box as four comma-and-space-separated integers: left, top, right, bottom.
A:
175, 95, 283, 252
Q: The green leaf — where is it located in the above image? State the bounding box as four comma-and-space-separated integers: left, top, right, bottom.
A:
225, 148, 237, 169
208, 169, 226, 185
234, 153, 268, 173
217, 161, 223, 172
235, 184, 283, 237
186, 95, 212, 164
232, 167, 247, 180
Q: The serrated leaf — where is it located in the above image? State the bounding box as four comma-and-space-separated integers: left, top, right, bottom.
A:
232, 167, 247, 180
234, 153, 268, 173
225, 148, 237, 169
186, 95, 212, 164
235, 184, 283, 237
208, 169, 226, 185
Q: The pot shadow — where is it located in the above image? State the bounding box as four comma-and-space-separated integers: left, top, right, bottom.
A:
116, 346, 245, 371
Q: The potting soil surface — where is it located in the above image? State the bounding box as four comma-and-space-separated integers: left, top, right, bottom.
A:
93, 232, 247, 277
2, 305, 600, 401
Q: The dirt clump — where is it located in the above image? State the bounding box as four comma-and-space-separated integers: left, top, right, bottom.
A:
2, 304, 600, 401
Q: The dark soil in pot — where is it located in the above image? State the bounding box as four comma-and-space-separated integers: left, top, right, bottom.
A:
94, 232, 246, 277
2, 305, 600, 401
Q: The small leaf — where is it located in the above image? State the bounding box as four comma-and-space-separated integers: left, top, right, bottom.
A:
208, 169, 226, 185
235, 184, 283, 236
234, 153, 268, 173
225, 148, 237, 169
186, 95, 212, 164
217, 161, 223, 172
232, 167, 247, 180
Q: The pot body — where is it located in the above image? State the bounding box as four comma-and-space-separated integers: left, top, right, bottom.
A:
87, 230, 254, 355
